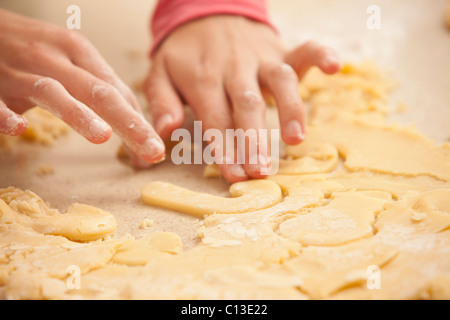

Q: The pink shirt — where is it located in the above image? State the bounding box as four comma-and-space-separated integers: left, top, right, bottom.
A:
150, 0, 275, 56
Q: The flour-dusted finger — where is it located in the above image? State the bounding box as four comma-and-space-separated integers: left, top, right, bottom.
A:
51, 65, 165, 164
28, 76, 112, 144
259, 62, 305, 145
66, 33, 143, 113
0, 99, 28, 136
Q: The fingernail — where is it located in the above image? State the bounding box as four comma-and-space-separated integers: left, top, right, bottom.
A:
229, 164, 247, 178
155, 114, 173, 134
89, 118, 111, 141
142, 136, 165, 163
323, 55, 341, 70
4, 114, 26, 135
247, 153, 271, 177
285, 120, 305, 141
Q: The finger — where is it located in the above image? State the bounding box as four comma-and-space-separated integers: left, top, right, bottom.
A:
285, 40, 341, 79
64, 32, 142, 113
196, 95, 249, 183
60, 66, 165, 164
144, 61, 185, 141
225, 74, 271, 179
259, 62, 305, 145
28, 59, 165, 163
65, 34, 158, 167
173, 71, 248, 183
0, 99, 28, 136
27, 76, 112, 144
120, 143, 157, 169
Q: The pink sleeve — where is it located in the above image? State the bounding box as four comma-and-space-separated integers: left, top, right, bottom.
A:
150, 0, 276, 56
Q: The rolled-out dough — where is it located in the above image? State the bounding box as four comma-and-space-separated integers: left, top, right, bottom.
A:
1, 62, 449, 299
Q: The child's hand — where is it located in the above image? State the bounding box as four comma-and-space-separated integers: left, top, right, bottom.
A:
0, 9, 165, 165
145, 15, 341, 182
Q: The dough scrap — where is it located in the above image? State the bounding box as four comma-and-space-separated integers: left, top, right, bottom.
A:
203, 163, 222, 178
35, 164, 55, 176
19, 107, 69, 145
0, 107, 68, 151
139, 218, 154, 229
0, 187, 117, 242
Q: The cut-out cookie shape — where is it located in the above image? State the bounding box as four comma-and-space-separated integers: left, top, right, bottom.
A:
279, 190, 391, 246
306, 119, 450, 181
326, 190, 450, 300
112, 232, 182, 266
279, 141, 339, 175
141, 180, 282, 217
375, 189, 450, 238
0, 187, 117, 241
198, 175, 343, 246
283, 238, 398, 299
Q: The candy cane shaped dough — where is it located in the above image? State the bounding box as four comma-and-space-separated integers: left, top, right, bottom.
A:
141, 180, 282, 217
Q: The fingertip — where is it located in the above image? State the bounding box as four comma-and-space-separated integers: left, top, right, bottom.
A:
138, 136, 166, 164
1, 113, 28, 136
282, 120, 306, 145
221, 163, 249, 183
85, 118, 113, 144
120, 136, 166, 168
155, 113, 184, 141
283, 136, 305, 146
320, 54, 342, 75
13, 115, 29, 136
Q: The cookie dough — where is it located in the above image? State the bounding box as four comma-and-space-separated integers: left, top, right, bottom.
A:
0, 107, 68, 151
1, 62, 449, 300
18, 107, 69, 145
279, 141, 339, 174
278, 190, 391, 246
141, 179, 282, 217
0, 187, 117, 241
